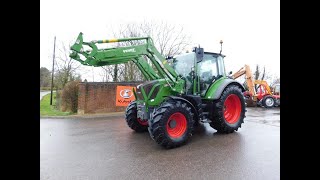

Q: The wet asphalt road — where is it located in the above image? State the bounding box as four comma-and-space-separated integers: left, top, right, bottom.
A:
40, 107, 280, 180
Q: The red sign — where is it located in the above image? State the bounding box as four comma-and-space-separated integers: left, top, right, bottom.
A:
116, 86, 136, 106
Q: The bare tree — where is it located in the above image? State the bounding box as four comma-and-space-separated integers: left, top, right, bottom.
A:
118, 21, 190, 57
99, 64, 126, 82
152, 22, 190, 57
271, 78, 280, 87
54, 42, 82, 89
254, 64, 260, 80
254, 64, 270, 91
269, 75, 280, 86
100, 66, 110, 82
254, 64, 267, 81
261, 66, 266, 80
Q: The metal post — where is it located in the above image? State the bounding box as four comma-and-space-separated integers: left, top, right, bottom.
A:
50, 36, 56, 105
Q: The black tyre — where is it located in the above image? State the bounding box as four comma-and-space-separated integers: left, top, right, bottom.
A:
125, 101, 148, 132
148, 100, 194, 149
275, 98, 280, 107
210, 85, 246, 133
262, 95, 275, 108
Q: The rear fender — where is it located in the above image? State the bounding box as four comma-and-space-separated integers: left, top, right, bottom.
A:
204, 78, 245, 100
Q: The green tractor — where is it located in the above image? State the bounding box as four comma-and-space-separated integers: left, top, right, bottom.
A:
70, 32, 246, 148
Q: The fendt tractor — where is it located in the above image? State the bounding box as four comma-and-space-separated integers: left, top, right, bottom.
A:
69, 32, 246, 148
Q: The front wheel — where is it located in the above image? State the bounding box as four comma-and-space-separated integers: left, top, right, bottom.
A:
125, 101, 148, 132
210, 85, 246, 133
262, 95, 275, 108
148, 100, 194, 149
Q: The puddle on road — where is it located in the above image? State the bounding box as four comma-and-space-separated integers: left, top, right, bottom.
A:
248, 115, 261, 117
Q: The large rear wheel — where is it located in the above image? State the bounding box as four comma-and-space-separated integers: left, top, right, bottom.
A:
148, 100, 194, 149
210, 85, 246, 133
125, 101, 148, 132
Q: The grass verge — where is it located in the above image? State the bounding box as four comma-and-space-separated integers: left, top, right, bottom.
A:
40, 93, 72, 116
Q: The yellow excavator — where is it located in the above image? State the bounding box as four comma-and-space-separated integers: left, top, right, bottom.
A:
232, 65, 280, 108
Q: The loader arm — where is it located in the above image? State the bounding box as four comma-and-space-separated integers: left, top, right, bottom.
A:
232, 64, 256, 98
69, 32, 178, 82
254, 80, 272, 95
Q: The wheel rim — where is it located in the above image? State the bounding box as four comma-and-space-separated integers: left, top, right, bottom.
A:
265, 98, 274, 107
166, 112, 187, 138
224, 94, 241, 124
137, 118, 148, 126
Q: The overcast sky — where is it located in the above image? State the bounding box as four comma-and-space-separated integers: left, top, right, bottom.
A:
40, 0, 279, 82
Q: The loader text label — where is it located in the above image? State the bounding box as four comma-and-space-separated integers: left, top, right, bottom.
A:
123, 48, 136, 53
116, 86, 136, 106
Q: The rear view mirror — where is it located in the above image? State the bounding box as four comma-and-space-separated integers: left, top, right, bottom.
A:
193, 47, 204, 63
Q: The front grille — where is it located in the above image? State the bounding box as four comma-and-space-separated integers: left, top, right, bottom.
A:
136, 80, 158, 100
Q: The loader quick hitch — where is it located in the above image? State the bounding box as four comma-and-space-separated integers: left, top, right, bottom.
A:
70, 32, 99, 64
70, 32, 84, 53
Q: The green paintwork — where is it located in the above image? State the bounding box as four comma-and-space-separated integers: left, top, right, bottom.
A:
203, 77, 227, 99
69, 32, 189, 114
70, 32, 183, 95
69, 32, 233, 115
134, 80, 175, 109
148, 80, 175, 106
71, 33, 170, 77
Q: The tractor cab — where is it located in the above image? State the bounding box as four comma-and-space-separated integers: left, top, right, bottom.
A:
172, 48, 227, 96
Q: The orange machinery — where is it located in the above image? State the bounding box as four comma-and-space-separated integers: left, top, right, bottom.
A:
232, 65, 280, 108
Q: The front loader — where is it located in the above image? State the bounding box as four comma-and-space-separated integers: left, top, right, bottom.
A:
70, 32, 246, 148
